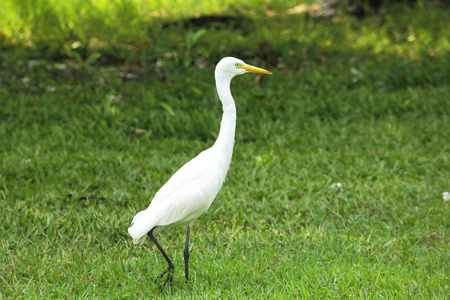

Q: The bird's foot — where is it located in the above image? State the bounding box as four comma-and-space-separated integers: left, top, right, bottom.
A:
155, 267, 174, 292
154, 268, 168, 282
184, 277, 195, 284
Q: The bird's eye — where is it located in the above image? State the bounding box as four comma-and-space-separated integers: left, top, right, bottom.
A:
235, 63, 240, 67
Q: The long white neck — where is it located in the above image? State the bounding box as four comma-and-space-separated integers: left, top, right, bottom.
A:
213, 73, 236, 165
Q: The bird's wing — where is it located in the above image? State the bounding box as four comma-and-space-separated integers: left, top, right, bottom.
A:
128, 148, 227, 242
147, 149, 225, 226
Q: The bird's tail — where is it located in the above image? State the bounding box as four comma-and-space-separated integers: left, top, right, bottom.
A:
128, 210, 155, 245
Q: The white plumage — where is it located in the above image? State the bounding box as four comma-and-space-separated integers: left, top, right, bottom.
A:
128, 148, 226, 243
128, 57, 271, 291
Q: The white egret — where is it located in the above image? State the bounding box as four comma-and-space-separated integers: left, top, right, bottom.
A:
128, 57, 271, 291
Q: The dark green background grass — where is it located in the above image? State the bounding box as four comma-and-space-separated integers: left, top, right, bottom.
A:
1, 1, 449, 298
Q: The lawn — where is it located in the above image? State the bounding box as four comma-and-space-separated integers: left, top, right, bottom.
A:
1, 1, 449, 298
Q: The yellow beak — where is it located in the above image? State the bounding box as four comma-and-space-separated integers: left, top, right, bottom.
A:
241, 64, 272, 75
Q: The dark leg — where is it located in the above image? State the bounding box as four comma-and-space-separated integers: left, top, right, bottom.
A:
147, 229, 174, 292
184, 226, 191, 281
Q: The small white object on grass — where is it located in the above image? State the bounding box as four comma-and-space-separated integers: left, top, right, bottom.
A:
128, 57, 271, 292
443, 192, 450, 202
330, 183, 342, 188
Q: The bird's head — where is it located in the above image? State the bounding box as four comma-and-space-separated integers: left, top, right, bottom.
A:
215, 57, 271, 79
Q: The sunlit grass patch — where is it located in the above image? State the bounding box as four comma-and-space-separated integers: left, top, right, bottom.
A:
1, 1, 449, 63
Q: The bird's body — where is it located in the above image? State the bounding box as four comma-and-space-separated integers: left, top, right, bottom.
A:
129, 144, 230, 243
128, 57, 271, 291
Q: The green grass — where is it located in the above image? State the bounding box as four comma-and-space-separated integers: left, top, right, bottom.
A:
1, 1, 449, 299
1, 0, 449, 62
